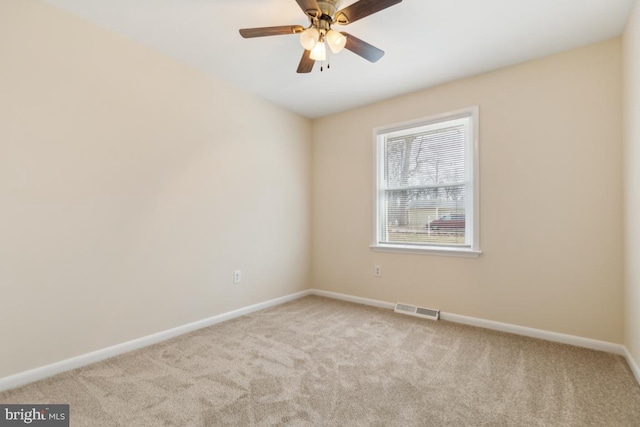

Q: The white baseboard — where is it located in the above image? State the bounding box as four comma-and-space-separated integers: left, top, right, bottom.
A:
439, 311, 625, 355
624, 346, 640, 385
0, 290, 311, 393
311, 289, 396, 310
309, 289, 627, 356
3, 288, 637, 393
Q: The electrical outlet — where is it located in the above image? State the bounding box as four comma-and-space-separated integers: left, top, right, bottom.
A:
374, 265, 382, 277
233, 270, 241, 283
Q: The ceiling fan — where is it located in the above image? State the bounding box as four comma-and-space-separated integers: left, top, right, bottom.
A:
239, 0, 403, 73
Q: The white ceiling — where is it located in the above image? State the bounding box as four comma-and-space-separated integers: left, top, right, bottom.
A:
43, 0, 636, 118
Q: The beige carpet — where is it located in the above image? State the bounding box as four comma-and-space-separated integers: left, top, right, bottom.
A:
1, 295, 639, 426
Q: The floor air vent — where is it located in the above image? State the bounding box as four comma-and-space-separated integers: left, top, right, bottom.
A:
394, 303, 440, 320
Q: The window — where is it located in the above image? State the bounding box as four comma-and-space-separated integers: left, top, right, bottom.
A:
372, 107, 480, 257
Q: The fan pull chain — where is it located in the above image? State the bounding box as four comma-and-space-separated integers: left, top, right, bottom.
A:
321, 44, 330, 72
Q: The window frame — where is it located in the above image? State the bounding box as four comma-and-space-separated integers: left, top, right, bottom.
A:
371, 106, 481, 258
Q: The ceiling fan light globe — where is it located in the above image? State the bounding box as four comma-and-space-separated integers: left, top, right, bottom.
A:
326, 30, 347, 54
300, 27, 319, 50
310, 41, 327, 61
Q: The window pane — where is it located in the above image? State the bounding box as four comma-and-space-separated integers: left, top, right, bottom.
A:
381, 186, 467, 246
385, 124, 465, 188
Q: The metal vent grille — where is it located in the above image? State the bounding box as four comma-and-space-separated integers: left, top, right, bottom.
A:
396, 304, 415, 313
394, 303, 440, 320
416, 307, 439, 318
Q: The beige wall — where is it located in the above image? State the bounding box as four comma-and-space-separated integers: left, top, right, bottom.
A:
312, 39, 624, 343
0, 0, 311, 378
624, 0, 640, 369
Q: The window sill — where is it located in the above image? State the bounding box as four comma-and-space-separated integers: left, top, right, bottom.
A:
370, 244, 482, 258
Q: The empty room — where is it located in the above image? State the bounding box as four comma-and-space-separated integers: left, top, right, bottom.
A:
2, 0, 640, 425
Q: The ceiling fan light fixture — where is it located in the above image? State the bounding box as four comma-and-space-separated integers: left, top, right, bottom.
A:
238, 0, 404, 73
326, 30, 347, 54
309, 40, 327, 61
299, 27, 319, 50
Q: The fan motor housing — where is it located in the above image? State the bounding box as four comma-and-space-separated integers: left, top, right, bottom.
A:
317, 0, 341, 17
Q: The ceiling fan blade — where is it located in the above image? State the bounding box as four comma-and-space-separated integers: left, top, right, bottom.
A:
334, 0, 402, 25
297, 49, 315, 73
239, 25, 304, 38
342, 32, 384, 62
295, 0, 321, 18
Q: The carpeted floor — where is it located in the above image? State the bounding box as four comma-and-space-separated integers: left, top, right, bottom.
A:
1, 295, 640, 426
